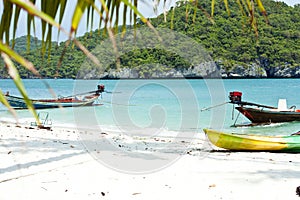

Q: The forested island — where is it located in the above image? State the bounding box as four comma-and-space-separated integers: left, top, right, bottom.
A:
1, 0, 299, 79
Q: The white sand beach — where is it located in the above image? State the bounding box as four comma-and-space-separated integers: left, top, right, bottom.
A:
1, 122, 300, 200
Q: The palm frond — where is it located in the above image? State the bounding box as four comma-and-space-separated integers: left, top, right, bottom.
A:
1, 53, 40, 126
0, 89, 18, 123
0, 41, 40, 75
0, 1, 13, 44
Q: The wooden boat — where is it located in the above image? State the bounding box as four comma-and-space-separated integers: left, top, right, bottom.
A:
229, 91, 300, 123
203, 129, 300, 152
235, 106, 300, 123
5, 85, 105, 109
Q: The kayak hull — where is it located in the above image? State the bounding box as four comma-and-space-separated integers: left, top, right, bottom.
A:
204, 129, 300, 152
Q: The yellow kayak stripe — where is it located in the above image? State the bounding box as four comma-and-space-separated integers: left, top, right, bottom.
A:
204, 129, 288, 151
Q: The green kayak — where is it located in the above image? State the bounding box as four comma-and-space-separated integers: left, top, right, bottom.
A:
204, 129, 300, 152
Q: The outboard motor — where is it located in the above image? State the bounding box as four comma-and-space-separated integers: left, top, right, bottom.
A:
97, 84, 105, 93
229, 91, 242, 103
95, 84, 105, 95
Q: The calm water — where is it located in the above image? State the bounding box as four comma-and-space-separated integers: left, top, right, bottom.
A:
1, 78, 300, 136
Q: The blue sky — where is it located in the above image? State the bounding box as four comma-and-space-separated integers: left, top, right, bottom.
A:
0, 0, 298, 42
282, 0, 299, 6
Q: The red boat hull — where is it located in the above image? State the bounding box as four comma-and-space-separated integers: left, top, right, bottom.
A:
236, 106, 300, 123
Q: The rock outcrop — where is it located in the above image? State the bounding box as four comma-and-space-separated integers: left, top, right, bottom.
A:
77, 62, 300, 79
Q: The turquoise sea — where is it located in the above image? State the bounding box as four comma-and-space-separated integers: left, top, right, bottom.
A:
1, 78, 300, 136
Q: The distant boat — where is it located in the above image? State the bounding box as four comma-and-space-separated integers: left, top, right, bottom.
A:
5, 84, 105, 109
204, 129, 300, 152
229, 91, 300, 123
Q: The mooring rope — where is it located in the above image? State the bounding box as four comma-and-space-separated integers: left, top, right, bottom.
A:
200, 102, 229, 112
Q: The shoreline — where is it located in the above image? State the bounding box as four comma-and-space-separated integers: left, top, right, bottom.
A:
1, 122, 300, 199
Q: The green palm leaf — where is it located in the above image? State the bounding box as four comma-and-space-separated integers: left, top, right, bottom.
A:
0, 89, 18, 123
71, 0, 90, 34
0, 41, 40, 75
1, 53, 40, 126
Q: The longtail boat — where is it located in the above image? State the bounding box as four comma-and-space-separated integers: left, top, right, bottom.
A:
5, 84, 105, 109
229, 91, 300, 123
204, 129, 300, 152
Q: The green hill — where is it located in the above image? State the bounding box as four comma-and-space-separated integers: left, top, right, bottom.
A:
2, 0, 300, 79
9, 35, 44, 53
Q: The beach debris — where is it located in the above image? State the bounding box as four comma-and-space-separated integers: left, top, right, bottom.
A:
7, 151, 12, 154
132, 192, 141, 195
101, 192, 105, 196
296, 186, 300, 196
27, 126, 35, 129
209, 184, 216, 188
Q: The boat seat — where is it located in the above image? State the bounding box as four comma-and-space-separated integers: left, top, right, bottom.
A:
277, 99, 289, 111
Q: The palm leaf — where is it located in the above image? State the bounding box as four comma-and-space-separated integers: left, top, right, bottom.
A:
255, 0, 268, 23
193, 1, 215, 24
0, 1, 13, 44
86, 0, 96, 34
0, 89, 18, 123
8, 0, 66, 47
1, 53, 40, 126
236, 0, 247, 16
122, 3, 128, 34
211, 0, 215, 17
11, 6, 21, 49
170, 5, 175, 29
223, 0, 230, 15
71, 0, 90, 35
192, 0, 198, 23
0, 41, 40, 76
59, 1, 68, 38
26, 0, 36, 52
